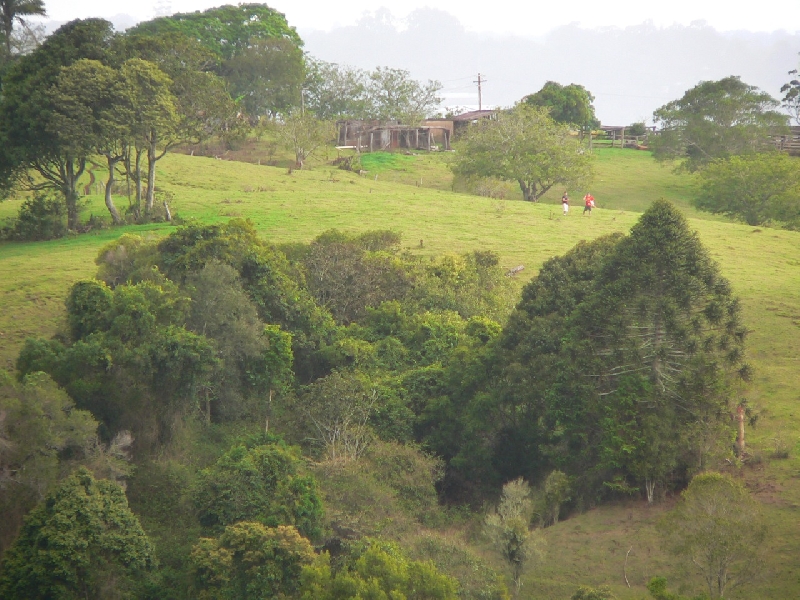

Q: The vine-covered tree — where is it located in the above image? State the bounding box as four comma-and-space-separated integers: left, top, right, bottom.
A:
0, 467, 155, 599
452, 104, 593, 201
193, 438, 324, 541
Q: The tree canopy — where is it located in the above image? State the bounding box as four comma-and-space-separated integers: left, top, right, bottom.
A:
128, 3, 302, 61
651, 76, 788, 171
0, 467, 154, 599
523, 81, 599, 132
452, 104, 594, 201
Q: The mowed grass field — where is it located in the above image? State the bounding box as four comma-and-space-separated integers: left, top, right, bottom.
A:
1, 147, 799, 598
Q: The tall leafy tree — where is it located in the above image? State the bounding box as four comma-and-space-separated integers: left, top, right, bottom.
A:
651, 76, 788, 171
0, 18, 115, 229
0, 0, 46, 63
523, 81, 599, 135
223, 37, 305, 118
0, 467, 155, 599
452, 104, 593, 202
48, 59, 132, 224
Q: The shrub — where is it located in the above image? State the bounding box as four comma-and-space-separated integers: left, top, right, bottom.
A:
4, 193, 67, 241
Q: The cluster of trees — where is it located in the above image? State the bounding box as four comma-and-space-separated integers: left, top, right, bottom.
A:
0, 5, 447, 232
304, 59, 442, 124
650, 74, 800, 227
1, 198, 760, 596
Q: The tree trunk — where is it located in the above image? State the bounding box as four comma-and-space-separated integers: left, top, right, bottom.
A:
518, 180, 536, 202
146, 132, 157, 214
63, 156, 86, 230
104, 155, 123, 225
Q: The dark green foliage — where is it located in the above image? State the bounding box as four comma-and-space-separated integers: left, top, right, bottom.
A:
0, 467, 155, 599
523, 80, 600, 132
0, 371, 99, 556
18, 279, 216, 446
154, 219, 335, 381
0, 18, 116, 228
1, 192, 67, 240
193, 439, 324, 541
436, 200, 748, 504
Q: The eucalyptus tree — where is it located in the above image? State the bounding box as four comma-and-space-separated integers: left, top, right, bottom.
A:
651, 76, 788, 171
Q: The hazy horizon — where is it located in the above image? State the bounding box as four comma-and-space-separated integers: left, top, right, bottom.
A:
37, 5, 800, 125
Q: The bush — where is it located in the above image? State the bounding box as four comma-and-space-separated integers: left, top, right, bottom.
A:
3, 193, 67, 241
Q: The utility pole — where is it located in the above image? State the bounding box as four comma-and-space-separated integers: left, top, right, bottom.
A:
474, 73, 485, 111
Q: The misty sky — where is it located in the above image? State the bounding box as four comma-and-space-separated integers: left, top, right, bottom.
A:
43, 1, 800, 36
38, 2, 800, 124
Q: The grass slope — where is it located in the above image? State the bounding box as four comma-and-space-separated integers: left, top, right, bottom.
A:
0, 150, 799, 598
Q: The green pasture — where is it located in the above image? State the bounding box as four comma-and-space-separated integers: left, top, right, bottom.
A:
1, 148, 799, 598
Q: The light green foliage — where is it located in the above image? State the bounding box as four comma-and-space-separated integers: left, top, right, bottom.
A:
523, 81, 600, 132
540, 470, 570, 526
659, 472, 766, 599
484, 478, 544, 594
304, 60, 441, 124
191, 522, 315, 600
646, 576, 704, 600
571, 585, 617, 600
0, 467, 155, 599
651, 76, 788, 171
695, 152, 800, 226
299, 540, 458, 600
296, 370, 376, 462
275, 111, 336, 169
452, 104, 594, 201
194, 438, 323, 541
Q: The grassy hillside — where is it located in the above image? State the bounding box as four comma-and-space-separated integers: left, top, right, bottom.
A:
1, 149, 799, 598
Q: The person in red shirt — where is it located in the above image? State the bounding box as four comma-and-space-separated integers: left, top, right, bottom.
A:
583, 193, 595, 216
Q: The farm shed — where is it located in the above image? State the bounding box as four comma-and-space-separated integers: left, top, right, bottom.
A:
451, 109, 497, 137
337, 120, 451, 152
